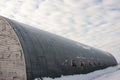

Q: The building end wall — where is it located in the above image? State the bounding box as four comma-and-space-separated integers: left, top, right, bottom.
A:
0, 17, 26, 80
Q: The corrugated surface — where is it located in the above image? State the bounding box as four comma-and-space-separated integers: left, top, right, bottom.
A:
2, 16, 117, 80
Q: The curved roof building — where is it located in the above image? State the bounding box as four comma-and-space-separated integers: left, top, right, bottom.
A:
0, 16, 117, 80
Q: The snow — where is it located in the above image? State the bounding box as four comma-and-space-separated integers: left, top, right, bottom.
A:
35, 65, 120, 80
76, 43, 92, 50
94, 65, 120, 80
0, 0, 120, 80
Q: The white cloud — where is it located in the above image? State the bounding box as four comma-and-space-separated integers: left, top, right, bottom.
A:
0, 0, 120, 62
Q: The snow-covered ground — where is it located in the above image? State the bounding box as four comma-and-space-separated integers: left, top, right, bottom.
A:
94, 66, 120, 80
0, 0, 120, 80
34, 65, 120, 80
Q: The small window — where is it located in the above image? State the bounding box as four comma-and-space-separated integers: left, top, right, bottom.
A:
88, 61, 92, 66
71, 60, 77, 67
80, 61, 85, 67
93, 61, 97, 66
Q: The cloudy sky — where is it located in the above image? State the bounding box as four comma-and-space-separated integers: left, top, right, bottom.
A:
0, 0, 120, 62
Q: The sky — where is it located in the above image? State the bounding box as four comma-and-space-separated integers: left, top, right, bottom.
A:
0, 0, 120, 63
